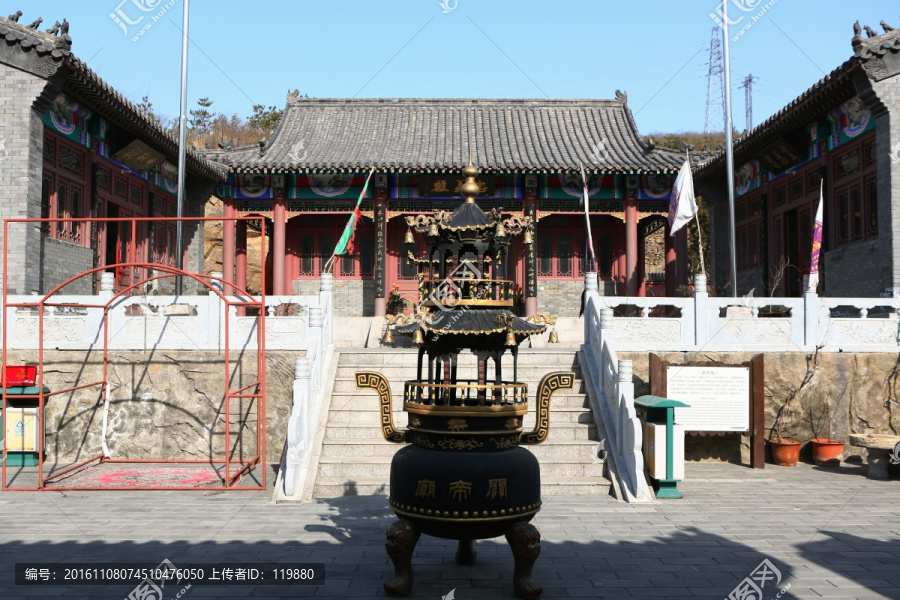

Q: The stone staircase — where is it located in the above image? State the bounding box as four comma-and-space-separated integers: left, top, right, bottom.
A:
311, 348, 611, 498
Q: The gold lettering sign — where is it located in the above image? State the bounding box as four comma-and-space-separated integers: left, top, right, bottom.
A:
448, 480, 472, 501
418, 174, 496, 198
485, 478, 508, 499
415, 479, 436, 499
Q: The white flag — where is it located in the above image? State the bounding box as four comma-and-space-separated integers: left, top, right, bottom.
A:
668, 159, 697, 236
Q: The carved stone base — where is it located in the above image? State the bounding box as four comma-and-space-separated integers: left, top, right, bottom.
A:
384, 519, 421, 597
506, 521, 542, 600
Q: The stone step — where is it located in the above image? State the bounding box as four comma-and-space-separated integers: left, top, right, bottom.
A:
319, 439, 602, 460
327, 395, 589, 413
329, 377, 587, 394
332, 369, 584, 383
312, 475, 609, 498
316, 457, 606, 479
325, 406, 595, 426
336, 351, 580, 369
323, 423, 597, 441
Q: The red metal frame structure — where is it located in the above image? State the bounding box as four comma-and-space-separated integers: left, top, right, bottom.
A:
2, 216, 268, 491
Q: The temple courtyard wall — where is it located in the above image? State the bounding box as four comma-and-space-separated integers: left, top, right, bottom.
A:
4, 350, 303, 467
621, 350, 900, 465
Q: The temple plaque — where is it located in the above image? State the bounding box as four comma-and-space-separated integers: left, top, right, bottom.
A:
665, 366, 750, 432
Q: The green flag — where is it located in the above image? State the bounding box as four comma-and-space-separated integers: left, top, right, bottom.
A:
333, 167, 376, 256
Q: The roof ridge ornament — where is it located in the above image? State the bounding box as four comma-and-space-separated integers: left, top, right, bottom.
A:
853, 18, 900, 81
615, 89, 627, 104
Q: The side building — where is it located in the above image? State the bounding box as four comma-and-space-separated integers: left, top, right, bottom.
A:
0, 13, 222, 295
697, 22, 900, 298
207, 94, 699, 317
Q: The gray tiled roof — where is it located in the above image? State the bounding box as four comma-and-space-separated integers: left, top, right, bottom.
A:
696, 58, 859, 178
207, 97, 684, 174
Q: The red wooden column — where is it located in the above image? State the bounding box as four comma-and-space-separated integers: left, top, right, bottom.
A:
223, 198, 236, 292
235, 219, 248, 315
273, 197, 287, 295
676, 227, 689, 288
625, 191, 638, 297
665, 221, 677, 297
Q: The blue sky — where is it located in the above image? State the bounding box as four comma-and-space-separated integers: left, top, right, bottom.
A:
13, 1, 899, 135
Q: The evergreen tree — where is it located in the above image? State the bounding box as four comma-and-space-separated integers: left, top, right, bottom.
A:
189, 97, 215, 136
137, 95, 161, 126
248, 104, 282, 135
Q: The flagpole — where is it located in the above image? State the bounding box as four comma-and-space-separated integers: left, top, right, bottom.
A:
722, 1, 738, 297
174, 0, 189, 296
327, 166, 377, 272
580, 164, 597, 272
686, 149, 707, 277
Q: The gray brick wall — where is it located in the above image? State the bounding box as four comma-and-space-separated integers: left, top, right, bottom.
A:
536, 279, 615, 316
822, 240, 885, 297
293, 279, 376, 316
0, 61, 48, 294
39, 236, 93, 295
859, 73, 899, 293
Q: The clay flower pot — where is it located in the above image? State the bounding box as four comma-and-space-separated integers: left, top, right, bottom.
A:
811, 438, 844, 466
770, 438, 801, 467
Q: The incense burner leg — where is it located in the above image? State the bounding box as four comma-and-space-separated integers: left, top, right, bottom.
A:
506, 521, 542, 600
384, 519, 420, 597
455, 538, 477, 565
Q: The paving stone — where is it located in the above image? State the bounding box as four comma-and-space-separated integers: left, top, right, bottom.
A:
1, 461, 899, 599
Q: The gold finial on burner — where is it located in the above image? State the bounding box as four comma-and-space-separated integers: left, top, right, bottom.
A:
461, 157, 480, 204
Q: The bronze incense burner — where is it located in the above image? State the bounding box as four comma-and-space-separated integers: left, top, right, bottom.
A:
357, 165, 572, 599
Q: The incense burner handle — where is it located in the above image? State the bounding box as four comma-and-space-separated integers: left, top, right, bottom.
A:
519, 371, 575, 445
355, 371, 406, 443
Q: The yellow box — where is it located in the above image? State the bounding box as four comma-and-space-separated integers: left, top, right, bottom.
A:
5, 408, 39, 452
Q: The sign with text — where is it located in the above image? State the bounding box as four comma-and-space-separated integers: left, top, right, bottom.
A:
665, 366, 750, 432
416, 174, 496, 198
112, 139, 165, 173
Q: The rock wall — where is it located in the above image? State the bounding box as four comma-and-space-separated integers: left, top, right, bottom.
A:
620, 350, 900, 464
5, 349, 302, 467
644, 226, 665, 276
204, 196, 268, 294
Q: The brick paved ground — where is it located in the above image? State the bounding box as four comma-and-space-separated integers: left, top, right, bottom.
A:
0, 461, 898, 599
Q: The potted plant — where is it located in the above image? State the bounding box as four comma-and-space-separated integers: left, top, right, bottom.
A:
387, 284, 412, 315
512, 283, 525, 315
770, 402, 801, 467
804, 394, 844, 466
769, 346, 822, 466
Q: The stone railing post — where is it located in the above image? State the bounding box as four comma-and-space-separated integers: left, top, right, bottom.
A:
209, 272, 224, 349
209, 271, 224, 294
583, 271, 598, 342
617, 359, 634, 456
319, 272, 333, 347
284, 356, 313, 497
584, 271, 598, 294
803, 274, 819, 348
99, 272, 115, 301
308, 306, 324, 388
692, 273, 708, 348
